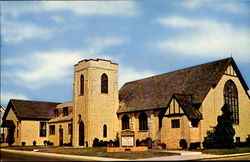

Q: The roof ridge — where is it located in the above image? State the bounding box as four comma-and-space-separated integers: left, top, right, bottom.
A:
10, 99, 61, 104
122, 57, 232, 86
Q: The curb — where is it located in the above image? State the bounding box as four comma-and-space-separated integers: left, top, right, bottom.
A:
1, 148, 127, 161
1, 148, 249, 161
201, 152, 250, 160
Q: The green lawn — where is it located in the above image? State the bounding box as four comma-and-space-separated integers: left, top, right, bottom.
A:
1, 146, 177, 159
202, 147, 250, 155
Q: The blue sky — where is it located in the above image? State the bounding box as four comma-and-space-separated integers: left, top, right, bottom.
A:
1, 0, 250, 107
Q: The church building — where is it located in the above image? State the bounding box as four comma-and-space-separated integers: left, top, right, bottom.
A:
1, 57, 250, 149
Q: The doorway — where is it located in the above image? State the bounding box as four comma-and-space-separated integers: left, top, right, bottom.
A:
79, 121, 84, 146
59, 128, 63, 146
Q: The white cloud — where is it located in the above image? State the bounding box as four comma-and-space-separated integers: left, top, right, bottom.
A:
2, 19, 52, 43
156, 16, 250, 62
51, 15, 65, 23
175, 0, 249, 14
3, 37, 125, 89
2, 35, 154, 90
3, 1, 140, 17
1, 91, 28, 105
119, 66, 155, 88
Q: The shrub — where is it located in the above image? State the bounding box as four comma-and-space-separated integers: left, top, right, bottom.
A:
33, 140, 36, 146
21, 142, 26, 146
235, 142, 247, 148
114, 139, 119, 147
146, 137, 153, 149
158, 143, 167, 149
103, 141, 108, 147
99, 140, 104, 147
189, 142, 200, 150
136, 139, 140, 147
140, 139, 148, 146
108, 140, 113, 147
44, 140, 48, 146
203, 104, 235, 149
63, 142, 72, 146
93, 138, 99, 147
179, 139, 187, 149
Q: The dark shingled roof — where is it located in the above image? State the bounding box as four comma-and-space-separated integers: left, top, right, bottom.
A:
3, 99, 61, 120
118, 57, 249, 113
172, 94, 202, 120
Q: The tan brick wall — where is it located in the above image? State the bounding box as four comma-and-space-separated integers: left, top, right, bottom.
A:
73, 60, 119, 147
20, 120, 48, 146
48, 121, 72, 146
118, 110, 160, 144
5, 108, 21, 145
200, 72, 250, 143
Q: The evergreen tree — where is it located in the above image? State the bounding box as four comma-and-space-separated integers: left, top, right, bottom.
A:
203, 104, 235, 149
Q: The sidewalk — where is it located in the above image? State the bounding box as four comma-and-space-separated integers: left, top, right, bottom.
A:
1, 148, 250, 161
136, 150, 250, 161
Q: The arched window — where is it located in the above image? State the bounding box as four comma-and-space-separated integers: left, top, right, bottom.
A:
158, 111, 165, 130
122, 115, 130, 130
80, 75, 84, 95
101, 73, 108, 93
139, 112, 148, 131
103, 124, 107, 138
224, 80, 239, 124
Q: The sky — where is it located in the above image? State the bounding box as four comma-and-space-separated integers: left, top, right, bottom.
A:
1, 0, 250, 107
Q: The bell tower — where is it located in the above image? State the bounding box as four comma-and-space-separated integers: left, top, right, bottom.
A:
72, 59, 119, 147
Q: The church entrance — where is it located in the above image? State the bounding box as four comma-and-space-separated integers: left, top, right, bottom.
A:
79, 121, 84, 146
59, 128, 63, 146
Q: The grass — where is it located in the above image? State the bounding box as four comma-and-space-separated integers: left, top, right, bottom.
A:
202, 147, 250, 155
1, 146, 177, 159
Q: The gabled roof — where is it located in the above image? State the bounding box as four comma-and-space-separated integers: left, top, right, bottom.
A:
172, 94, 202, 120
118, 57, 249, 113
48, 102, 73, 123
3, 99, 61, 121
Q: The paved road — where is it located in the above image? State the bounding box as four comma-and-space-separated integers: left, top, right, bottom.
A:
0, 151, 92, 161
201, 155, 250, 161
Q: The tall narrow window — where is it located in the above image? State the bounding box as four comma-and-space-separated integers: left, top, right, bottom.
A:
122, 114, 130, 130
40, 122, 46, 137
68, 123, 72, 135
171, 119, 180, 128
54, 109, 59, 117
63, 107, 68, 116
101, 73, 108, 93
158, 111, 165, 130
139, 113, 148, 131
103, 124, 107, 138
224, 80, 239, 124
80, 75, 84, 95
49, 125, 55, 135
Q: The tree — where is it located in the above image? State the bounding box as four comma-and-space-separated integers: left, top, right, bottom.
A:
203, 104, 235, 149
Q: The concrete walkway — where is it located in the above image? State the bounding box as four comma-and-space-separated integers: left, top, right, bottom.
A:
137, 150, 250, 161
1, 148, 250, 161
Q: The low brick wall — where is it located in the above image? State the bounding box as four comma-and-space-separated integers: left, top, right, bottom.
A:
106, 147, 148, 152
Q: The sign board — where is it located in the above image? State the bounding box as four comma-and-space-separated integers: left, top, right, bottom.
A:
121, 131, 135, 147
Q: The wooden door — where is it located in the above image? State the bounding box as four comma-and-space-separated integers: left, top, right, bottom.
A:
59, 128, 63, 146
79, 121, 84, 146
